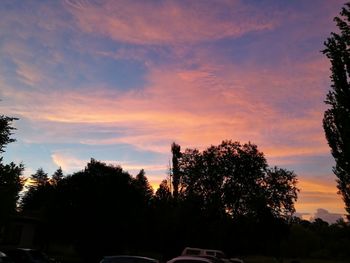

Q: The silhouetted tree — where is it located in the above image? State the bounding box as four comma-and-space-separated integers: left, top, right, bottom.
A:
0, 161, 24, 222
179, 140, 299, 219
0, 115, 17, 153
133, 169, 153, 202
171, 142, 182, 199
0, 114, 24, 224
323, 2, 350, 218
51, 167, 64, 185
42, 158, 156, 261
265, 167, 299, 218
155, 179, 172, 202
21, 168, 52, 211
31, 167, 49, 186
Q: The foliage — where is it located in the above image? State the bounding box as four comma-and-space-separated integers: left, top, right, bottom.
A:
323, 2, 350, 217
133, 168, 154, 202
178, 140, 299, 219
51, 167, 64, 185
0, 161, 24, 221
155, 179, 171, 202
20, 168, 51, 211
0, 114, 23, 223
0, 115, 18, 153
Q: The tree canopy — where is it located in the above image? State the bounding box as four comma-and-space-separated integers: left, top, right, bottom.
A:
176, 140, 299, 219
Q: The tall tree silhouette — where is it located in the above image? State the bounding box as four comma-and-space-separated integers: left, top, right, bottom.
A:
323, 2, 350, 217
171, 142, 182, 199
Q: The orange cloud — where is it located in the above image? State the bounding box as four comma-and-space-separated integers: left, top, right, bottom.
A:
295, 178, 345, 214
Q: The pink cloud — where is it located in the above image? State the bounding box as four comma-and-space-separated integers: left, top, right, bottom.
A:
65, 0, 277, 45
1, 53, 332, 160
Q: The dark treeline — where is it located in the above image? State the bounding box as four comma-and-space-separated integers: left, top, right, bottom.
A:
1, 117, 349, 262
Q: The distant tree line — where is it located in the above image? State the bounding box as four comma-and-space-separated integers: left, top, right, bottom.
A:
1, 113, 350, 262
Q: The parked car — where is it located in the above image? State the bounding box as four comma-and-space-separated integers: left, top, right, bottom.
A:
0, 251, 14, 263
229, 258, 244, 263
100, 255, 159, 263
3, 248, 55, 263
167, 255, 218, 263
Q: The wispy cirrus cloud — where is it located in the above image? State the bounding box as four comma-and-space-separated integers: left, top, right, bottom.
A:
2, 56, 331, 160
66, 0, 277, 45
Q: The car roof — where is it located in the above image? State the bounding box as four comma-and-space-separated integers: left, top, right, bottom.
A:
167, 256, 215, 263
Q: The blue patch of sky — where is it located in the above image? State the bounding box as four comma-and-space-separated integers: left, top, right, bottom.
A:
55, 35, 150, 91
0, 58, 24, 93
87, 55, 147, 90
3, 141, 168, 176
267, 154, 335, 179
2, 142, 55, 175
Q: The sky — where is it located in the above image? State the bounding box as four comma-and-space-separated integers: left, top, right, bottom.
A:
0, 0, 347, 223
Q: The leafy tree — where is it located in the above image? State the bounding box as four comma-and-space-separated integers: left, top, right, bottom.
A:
323, 2, 350, 217
264, 166, 299, 218
178, 140, 299, 219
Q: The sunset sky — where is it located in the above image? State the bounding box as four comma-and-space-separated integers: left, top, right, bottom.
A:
0, 0, 347, 222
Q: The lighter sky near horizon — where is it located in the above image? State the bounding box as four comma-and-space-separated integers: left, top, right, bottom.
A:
0, 0, 347, 223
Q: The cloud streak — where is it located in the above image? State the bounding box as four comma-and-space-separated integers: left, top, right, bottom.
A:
66, 0, 277, 45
